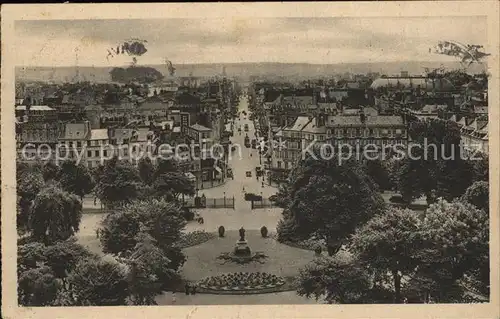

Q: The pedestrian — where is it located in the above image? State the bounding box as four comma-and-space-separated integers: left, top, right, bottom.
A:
94, 197, 97, 206
192, 285, 197, 295
185, 283, 190, 295
172, 292, 177, 304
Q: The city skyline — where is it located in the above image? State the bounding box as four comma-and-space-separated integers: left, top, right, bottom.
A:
15, 16, 487, 67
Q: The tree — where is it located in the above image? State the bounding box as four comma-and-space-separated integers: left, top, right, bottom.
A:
152, 172, 195, 201
99, 199, 187, 270
17, 169, 44, 231
18, 266, 60, 306
138, 157, 154, 186
278, 155, 385, 255
471, 153, 489, 183
18, 241, 47, 274
413, 199, 489, 302
401, 118, 473, 203
44, 238, 92, 280
57, 161, 94, 200
364, 159, 392, 191
95, 157, 143, 208
42, 161, 60, 181
29, 185, 82, 244
461, 181, 489, 213
67, 256, 130, 306
350, 207, 421, 303
127, 233, 181, 305
154, 158, 180, 178
296, 255, 373, 304
99, 209, 141, 255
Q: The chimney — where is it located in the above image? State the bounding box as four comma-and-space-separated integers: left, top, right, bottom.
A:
360, 110, 366, 124
107, 126, 114, 139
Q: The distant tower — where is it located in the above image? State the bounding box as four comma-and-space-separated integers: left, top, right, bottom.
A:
73, 47, 80, 83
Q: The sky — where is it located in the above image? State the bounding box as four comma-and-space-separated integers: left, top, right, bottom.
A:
14, 17, 488, 67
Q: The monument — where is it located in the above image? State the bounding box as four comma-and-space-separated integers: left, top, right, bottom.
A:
218, 226, 267, 264
234, 227, 251, 256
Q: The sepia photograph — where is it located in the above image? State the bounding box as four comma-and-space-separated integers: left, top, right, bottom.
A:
1, 2, 499, 319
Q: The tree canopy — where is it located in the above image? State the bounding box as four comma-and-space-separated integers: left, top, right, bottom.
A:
397, 118, 474, 204
277, 155, 385, 255
94, 157, 143, 208
67, 256, 130, 306
461, 181, 489, 213
297, 198, 489, 303
29, 185, 82, 244
57, 160, 94, 199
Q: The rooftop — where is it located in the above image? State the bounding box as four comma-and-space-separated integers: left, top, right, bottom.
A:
190, 123, 212, 132
60, 122, 90, 140
286, 116, 312, 131
90, 129, 109, 141
370, 77, 456, 92
327, 115, 404, 127
16, 105, 54, 111
302, 120, 327, 134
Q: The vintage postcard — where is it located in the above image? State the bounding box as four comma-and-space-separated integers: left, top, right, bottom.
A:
1, 2, 499, 319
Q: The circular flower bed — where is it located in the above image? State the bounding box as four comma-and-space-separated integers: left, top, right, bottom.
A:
176, 231, 216, 249
197, 272, 285, 292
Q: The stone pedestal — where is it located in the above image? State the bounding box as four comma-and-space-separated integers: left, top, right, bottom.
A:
234, 240, 251, 256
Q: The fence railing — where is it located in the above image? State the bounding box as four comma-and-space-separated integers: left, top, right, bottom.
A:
183, 197, 235, 209
251, 198, 277, 209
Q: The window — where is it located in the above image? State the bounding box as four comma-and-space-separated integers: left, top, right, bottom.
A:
69, 141, 73, 147
95, 150, 100, 157
88, 161, 93, 168
77, 141, 82, 148
87, 150, 92, 157
369, 129, 374, 136
103, 150, 108, 157
87, 141, 91, 147
277, 161, 282, 169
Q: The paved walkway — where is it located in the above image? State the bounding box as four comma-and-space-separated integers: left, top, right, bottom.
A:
155, 291, 319, 305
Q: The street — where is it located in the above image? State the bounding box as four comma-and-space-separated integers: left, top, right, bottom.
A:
187, 88, 281, 231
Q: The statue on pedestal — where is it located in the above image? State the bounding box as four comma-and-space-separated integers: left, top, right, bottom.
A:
239, 227, 246, 242
234, 227, 250, 256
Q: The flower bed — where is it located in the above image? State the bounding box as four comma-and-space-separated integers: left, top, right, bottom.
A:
197, 272, 285, 292
217, 251, 268, 265
176, 231, 216, 249
270, 233, 326, 251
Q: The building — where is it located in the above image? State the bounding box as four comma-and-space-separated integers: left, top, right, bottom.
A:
16, 105, 60, 163
409, 104, 448, 120
449, 115, 489, 155
268, 110, 407, 181
58, 121, 111, 168
182, 123, 225, 183
15, 105, 57, 123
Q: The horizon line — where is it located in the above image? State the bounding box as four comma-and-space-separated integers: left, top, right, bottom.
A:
16, 60, 459, 69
